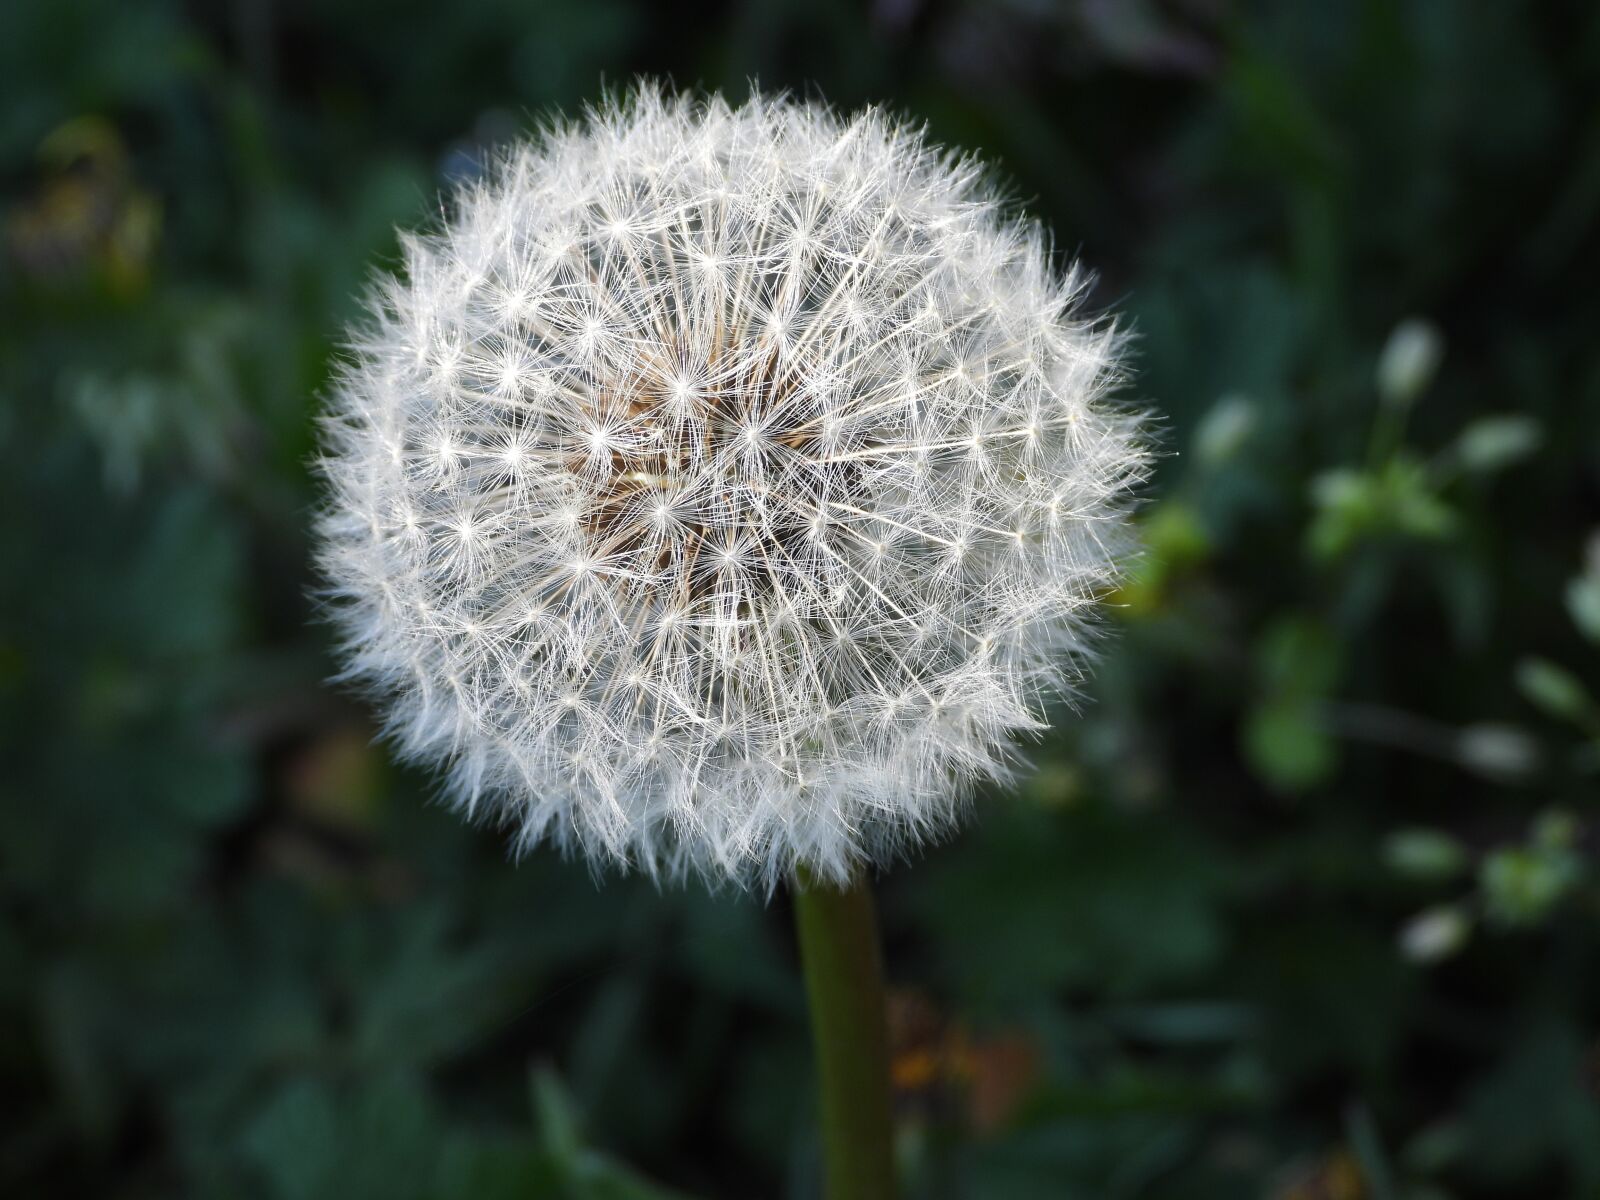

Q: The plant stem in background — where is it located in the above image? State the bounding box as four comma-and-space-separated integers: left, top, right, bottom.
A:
792, 868, 897, 1200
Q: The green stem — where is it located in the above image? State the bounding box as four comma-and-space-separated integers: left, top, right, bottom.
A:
791, 866, 897, 1200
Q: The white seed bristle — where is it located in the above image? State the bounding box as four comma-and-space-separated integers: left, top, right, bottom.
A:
316, 86, 1147, 890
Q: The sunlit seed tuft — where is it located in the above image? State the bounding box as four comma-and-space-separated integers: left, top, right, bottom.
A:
316, 86, 1147, 889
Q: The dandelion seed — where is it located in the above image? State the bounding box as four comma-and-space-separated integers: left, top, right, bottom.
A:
316, 86, 1146, 889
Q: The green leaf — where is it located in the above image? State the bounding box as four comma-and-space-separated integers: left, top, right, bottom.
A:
1345, 1102, 1398, 1200
1532, 809, 1579, 852
1245, 617, 1341, 791
1383, 458, 1458, 541
1098, 1002, 1257, 1046
1460, 1018, 1600, 1185
530, 1066, 699, 1199
533, 1065, 583, 1168
240, 1080, 340, 1200
1307, 468, 1376, 562
1516, 657, 1594, 723
1480, 845, 1584, 927
1257, 616, 1341, 697
1244, 697, 1335, 792
1308, 459, 1458, 560
907, 803, 1228, 1006
1566, 573, 1600, 644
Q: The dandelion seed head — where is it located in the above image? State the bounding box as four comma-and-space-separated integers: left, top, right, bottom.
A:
316, 86, 1147, 889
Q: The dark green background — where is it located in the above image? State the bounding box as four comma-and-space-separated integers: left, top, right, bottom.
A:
5, 2, 1599, 1197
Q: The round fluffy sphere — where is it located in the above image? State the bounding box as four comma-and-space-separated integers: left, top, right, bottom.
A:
317, 88, 1145, 888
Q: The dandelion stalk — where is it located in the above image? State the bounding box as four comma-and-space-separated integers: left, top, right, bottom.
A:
793, 866, 896, 1200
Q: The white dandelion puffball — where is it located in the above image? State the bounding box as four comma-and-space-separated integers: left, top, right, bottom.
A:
317, 88, 1146, 888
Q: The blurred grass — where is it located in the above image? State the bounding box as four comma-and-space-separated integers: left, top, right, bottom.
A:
3, 1, 1600, 1197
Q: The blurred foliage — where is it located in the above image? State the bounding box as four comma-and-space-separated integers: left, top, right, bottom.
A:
4, 1, 1600, 1197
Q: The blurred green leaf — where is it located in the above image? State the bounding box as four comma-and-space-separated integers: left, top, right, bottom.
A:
1222, 42, 1342, 188
909, 803, 1228, 1007
1118, 502, 1212, 615
1515, 657, 1594, 724
1256, 616, 1340, 697
1244, 697, 1334, 792
1098, 1002, 1257, 1046
532, 1067, 698, 1199
1243, 616, 1341, 791
1345, 1102, 1398, 1200
1567, 572, 1600, 644
1460, 1019, 1600, 1187
534, 1066, 583, 1169
1308, 459, 1458, 561
1531, 808, 1579, 852
241, 1073, 442, 1200
1383, 829, 1469, 882
1480, 843, 1584, 928
1307, 468, 1376, 562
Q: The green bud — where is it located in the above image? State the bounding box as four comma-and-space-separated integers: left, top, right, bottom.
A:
1376, 318, 1443, 407
1399, 905, 1471, 963
1383, 828, 1469, 881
